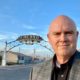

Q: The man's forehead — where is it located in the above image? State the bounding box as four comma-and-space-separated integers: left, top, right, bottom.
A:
49, 23, 76, 33
49, 16, 77, 32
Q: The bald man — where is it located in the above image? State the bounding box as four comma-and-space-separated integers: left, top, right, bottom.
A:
29, 15, 80, 80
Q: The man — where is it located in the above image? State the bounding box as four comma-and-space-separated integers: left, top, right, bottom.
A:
29, 15, 80, 80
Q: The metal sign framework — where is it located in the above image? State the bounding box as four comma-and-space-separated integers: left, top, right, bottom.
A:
17, 35, 43, 45
2, 35, 52, 66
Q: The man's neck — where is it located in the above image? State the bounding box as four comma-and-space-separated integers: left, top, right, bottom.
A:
56, 56, 71, 64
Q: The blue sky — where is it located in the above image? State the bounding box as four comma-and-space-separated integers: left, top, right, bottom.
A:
0, 0, 80, 57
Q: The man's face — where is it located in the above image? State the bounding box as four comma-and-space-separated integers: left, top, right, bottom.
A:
48, 22, 78, 57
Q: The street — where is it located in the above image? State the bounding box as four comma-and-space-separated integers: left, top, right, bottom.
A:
0, 65, 33, 80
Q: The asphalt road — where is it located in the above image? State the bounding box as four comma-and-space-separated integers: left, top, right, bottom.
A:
0, 65, 33, 80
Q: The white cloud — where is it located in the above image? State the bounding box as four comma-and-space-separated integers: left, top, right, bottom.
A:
77, 26, 80, 30
22, 24, 36, 30
0, 32, 19, 41
0, 34, 8, 40
10, 34, 19, 40
28, 32, 38, 35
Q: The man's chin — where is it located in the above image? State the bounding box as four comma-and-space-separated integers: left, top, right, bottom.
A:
58, 51, 70, 56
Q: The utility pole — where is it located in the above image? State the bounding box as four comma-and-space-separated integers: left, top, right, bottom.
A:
2, 41, 7, 66
19, 47, 21, 53
33, 48, 36, 59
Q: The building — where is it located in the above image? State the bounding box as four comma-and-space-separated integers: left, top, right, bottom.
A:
0, 51, 32, 65
0, 51, 43, 65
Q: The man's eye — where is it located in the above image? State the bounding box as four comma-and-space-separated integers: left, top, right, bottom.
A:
65, 31, 74, 35
53, 33, 60, 36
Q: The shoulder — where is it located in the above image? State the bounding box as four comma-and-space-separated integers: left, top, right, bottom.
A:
75, 50, 80, 59
32, 59, 52, 73
33, 59, 52, 69
30, 59, 53, 80
73, 50, 80, 66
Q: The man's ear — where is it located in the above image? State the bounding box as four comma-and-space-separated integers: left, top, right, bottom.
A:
77, 31, 79, 37
47, 34, 49, 40
47, 33, 50, 43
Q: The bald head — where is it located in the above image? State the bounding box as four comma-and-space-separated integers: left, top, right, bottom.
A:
48, 15, 78, 62
49, 15, 77, 33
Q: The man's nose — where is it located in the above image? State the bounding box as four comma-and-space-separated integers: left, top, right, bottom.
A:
60, 33, 67, 41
